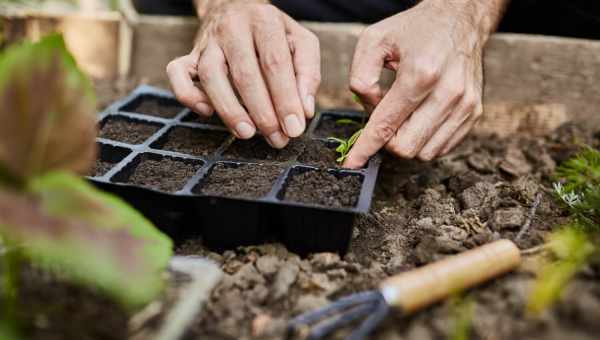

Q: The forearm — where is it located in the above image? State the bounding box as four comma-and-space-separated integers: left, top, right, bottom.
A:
424, 0, 510, 39
193, 0, 269, 18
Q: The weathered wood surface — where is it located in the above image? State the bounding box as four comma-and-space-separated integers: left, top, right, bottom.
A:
2, 13, 599, 133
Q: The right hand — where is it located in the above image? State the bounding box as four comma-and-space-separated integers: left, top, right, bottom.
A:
167, 3, 321, 148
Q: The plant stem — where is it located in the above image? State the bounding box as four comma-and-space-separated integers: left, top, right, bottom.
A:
2, 246, 21, 331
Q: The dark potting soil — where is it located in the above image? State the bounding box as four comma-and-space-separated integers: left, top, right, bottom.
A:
182, 112, 225, 126
127, 157, 200, 192
158, 127, 229, 157
99, 118, 160, 145
196, 163, 283, 199
223, 137, 302, 162
313, 116, 362, 139
283, 170, 361, 208
297, 140, 341, 169
125, 96, 184, 118
91, 160, 114, 177
17, 266, 128, 340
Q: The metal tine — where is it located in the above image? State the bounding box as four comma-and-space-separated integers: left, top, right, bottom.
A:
347, 295, 390, 340
307, 302, 377, 340
289, 291, 380, 328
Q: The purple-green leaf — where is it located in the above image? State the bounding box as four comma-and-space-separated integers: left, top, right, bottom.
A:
0, 172, 173, 307
0, 34, 97, 182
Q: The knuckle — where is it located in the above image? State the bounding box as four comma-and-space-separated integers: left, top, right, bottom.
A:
361, 26, 384, 43
261, 51, 287, 73
373, 123, 396, 143
349, 77, 374, 96
231, 66, 255, 89
441, 84, 465, 103
196, 60, 214, 83
413, 64, 441, 88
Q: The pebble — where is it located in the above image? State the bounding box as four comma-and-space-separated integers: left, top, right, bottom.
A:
491, 207, 526, 230
270, 262, 299, 300
255, 255, 281, 277
310, 253, 341, 270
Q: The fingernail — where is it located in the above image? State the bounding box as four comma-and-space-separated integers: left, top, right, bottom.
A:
267, 131, 289, 149
284, 115, 304, 137
304, 95, 315, 118
195, 103, 212, 116
235, 122, 255, 139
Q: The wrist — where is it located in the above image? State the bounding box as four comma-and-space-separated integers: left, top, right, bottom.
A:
423, 0, 509, 41
194, 0, 270, 18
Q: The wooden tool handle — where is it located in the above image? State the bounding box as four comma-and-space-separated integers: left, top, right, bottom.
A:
380, 239, 521, 314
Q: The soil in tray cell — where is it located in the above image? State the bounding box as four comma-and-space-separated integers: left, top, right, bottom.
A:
91, 160, 114, 177
223, 136, 302, 162
156, 126, 229, 157
195, 163, 283, 199
313, 114, 363, 139
124, 156, 202, 193
182, 111, 225, 126
99, 117, 161, 145
90, 143, 131, 177
121, 95, 184, 118
282, 169, 362, 208
297, 139, 341, 169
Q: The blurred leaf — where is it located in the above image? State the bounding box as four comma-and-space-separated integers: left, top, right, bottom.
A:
335, 118, 361, 127
449, 295, 474, 340
527, 227, 595, 314
0, 171, 173, 307
0, 34, 97, 183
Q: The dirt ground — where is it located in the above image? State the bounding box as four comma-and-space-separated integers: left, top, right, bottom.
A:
14, 82, 600, 340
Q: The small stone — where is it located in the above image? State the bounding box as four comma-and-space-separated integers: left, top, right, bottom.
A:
439, 225, 469, 241
294, 294, 329, 314
459, 182, 498, 210
499, 147, 532, 177
491, 207, 526, 230
255, 255, 281, 277
385, 254, 406, 273
251, 314, 272, 337
233, 263, 265, 290
271, 262, 299, 300
467, 151, 496, 174
310, 253, 341, 270
326, 268, 347, 280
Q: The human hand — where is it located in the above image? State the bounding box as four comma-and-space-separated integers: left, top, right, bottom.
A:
344, 0, 508, 168
167, 2, 320, 148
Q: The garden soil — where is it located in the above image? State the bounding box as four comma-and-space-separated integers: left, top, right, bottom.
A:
18, 83, 600, 340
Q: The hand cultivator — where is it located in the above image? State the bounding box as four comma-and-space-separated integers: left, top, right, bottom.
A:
288, 240, 522, 340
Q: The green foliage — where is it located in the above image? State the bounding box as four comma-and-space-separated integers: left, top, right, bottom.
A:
328, 129, 362, 163
528, 146, 600, 314
527, 227, 595, 314
449, 295, 474, 340
0, 34, 173, 313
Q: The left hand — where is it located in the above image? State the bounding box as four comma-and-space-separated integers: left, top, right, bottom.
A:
344, 0, 507, 168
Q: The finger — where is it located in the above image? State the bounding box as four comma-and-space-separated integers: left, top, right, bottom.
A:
218, 17, 289, 147
283, 14, 321, 119
166, 54, 214, 116
386, 82, 464, 160
418, 96, 477, 160
348, 26, 388, 111
440, 104, 483, 155
197, 42, 256, 140
343, 65, 439, 169
254, 11, 306, 137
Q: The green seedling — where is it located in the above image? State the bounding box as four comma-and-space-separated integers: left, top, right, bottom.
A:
328, 128, 363, 163
527, 146, 600, 314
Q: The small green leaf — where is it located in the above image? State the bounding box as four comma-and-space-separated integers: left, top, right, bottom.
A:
347, 129, 363, 147
0, 171, 173, 307
352, 93, 361, 104
0, 34, 97, 183
335, 119, 362, 127
527, 227, 595, 314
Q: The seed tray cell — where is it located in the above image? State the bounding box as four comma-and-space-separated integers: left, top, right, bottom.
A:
89, 85, 381, 254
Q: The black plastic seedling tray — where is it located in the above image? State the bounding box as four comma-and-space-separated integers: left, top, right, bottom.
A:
90, 85, 381, 254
